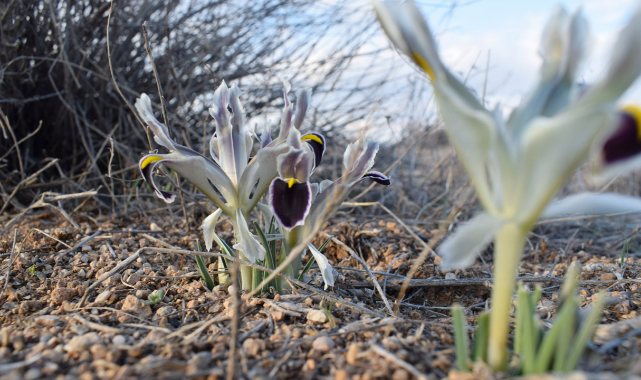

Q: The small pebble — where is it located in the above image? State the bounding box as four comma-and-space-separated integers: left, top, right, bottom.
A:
95, 291, 113, 304
334, 369, 349, 380
81, 245, 92, 252
135, 290, 149, 299
445, 272, 457, 280
112, 335, 126, 345
150, 223, 162, 231
307, 310, 328, 324
312, 336, 334, 353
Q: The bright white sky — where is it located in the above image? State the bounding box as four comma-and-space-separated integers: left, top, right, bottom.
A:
416, 0, 641, 110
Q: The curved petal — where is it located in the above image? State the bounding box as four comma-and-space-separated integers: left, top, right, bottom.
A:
373, 0, 445, 81
301, 132, 326, 169
202, 208, 224, 251
307, 243, 334, 289
363, 171, 391, 186
438, 213, 504, 270
140, 153, 237, 210
139, 155, 176, 203
270, 178, 312, 229
277, 80, 294, 142
232, 210, 266, 263
541, 193, 641, 219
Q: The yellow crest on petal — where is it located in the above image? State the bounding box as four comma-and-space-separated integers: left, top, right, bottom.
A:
140, 155, 163, 169
622, 104, 641, 141
301, 134, 323, 145
287, 178, 297, 188
411, 52, 436, 81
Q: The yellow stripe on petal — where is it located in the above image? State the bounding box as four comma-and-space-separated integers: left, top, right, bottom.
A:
141, 155, 163, 169
622, 104, 641, 141
411, 52, 436, 81
287, 178, 297, 188
301, 134, 323, 145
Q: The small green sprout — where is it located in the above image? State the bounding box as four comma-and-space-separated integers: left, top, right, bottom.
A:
319, 299, 336, 328
147, 289, 165, 305
28, 265, 36, 276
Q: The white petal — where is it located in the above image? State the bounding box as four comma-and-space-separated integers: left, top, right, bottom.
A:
541, 192, 641, 219
516, 104, 615, 225
202, 208, 223, 251
232, 210, 266, 263
599, 4, 641, 101
437, 213, 504, 270
307, 244, 334, 289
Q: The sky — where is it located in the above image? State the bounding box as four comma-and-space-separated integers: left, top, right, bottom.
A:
413, 0, 641, 111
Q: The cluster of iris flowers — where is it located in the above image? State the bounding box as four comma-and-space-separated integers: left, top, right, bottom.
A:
136, 80, 390, 292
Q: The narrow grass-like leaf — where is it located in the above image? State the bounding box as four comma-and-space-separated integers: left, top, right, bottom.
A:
535, 296, 576, 373
195, 241, 215, 291
518, 286, 537, 375
452, 304, 470, 372
472, 310, 489, 362
564, 292, 606, 371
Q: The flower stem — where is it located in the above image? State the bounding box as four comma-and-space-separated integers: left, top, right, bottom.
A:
238, 250, 253, 291
487, 222, 527, 371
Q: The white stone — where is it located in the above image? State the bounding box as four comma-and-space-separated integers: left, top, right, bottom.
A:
307, 310, 328, 324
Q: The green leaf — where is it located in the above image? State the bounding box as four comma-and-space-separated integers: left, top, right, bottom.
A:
452, 304, 470, 372
472, 311, 489, 362
518, 286, 537, 375
535, 296, 577, 373
564, 292, 606, 371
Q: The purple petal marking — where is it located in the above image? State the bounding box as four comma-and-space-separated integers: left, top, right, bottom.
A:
270, 178, 311, 229
362, 171, 391, 186
139, 156, 176, 203
602, 112, 641, 165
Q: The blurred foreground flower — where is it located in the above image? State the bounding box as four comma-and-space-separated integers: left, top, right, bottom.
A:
374, 0, 641, 370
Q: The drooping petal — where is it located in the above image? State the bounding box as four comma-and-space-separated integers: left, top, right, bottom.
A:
294, 88, 312, 129
372, 0, 445, 81
301, 132, 326, 169
232, 210, 266, 263
202, 208, 223, 251
139, 153, 237, 210
437, 213, 504, 270
541, 193, 641, 219
363, 171, 391, 186
307, 243, 334, 289
270, 178, 312, 229
594, 106, 641, 181
139, 155, 176, 203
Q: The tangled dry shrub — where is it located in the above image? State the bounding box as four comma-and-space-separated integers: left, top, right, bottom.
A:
0, 0, 391, 211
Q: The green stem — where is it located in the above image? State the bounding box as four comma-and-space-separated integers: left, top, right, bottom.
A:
487, 222, 528, 371
278, 226, 302, 291
238, 250, 253, 291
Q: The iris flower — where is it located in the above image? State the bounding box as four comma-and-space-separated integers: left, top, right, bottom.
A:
374, 0, 641, 370
137, 80, 313, 290
271, 136, 391, 289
